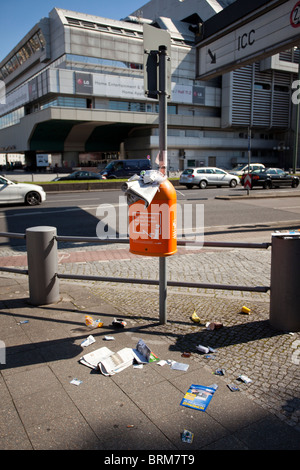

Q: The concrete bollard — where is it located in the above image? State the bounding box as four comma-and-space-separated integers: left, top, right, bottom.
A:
26, 226, 60, 305
270, 234, 300, 332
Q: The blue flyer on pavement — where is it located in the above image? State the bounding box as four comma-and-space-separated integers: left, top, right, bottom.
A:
180, 384, 216, 412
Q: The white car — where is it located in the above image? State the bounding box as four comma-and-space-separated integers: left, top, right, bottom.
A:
0, 175, 46, 205
229, 163, 265, 177
179, 167, 240, 189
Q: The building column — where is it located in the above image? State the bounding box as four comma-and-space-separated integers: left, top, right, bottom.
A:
62, 151, 79, 169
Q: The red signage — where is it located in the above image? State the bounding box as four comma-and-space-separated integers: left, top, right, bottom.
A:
291, 2, 300, 28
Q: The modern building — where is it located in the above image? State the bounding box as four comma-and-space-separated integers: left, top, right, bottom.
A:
0, 0, 298, 171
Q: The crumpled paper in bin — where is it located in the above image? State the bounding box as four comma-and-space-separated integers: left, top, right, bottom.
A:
121, 170, 167, 208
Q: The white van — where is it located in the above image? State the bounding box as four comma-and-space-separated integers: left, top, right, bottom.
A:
229, 163, 265, 177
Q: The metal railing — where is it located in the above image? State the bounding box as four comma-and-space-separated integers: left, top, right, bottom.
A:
0, 228, 271, 324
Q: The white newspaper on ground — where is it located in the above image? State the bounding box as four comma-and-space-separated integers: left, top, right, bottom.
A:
80, 346, 135, 376
79, 339, 159, 376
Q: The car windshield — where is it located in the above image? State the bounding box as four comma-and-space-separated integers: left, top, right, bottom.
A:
103, 162, 116, 170
231, 164, 244, 171
182, 169, 194, 175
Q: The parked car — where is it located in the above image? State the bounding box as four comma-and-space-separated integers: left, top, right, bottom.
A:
53, 171, 104, 181
99, 159, 151, 179
241, 168, 300, 189
229, 163, 265, 177
0, 175, 46, 205
179, 167, 240, 189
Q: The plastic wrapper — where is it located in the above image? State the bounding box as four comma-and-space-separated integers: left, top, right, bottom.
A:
85, 315, 103, 328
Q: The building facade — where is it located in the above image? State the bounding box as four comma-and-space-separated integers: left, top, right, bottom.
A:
0, 0, 298, 171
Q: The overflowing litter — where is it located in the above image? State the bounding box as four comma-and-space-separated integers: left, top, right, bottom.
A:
121, 170, 167, 208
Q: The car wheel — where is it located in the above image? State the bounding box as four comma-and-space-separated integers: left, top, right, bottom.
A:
263, 181, 272, 190
199, 180, 207, 189
292, 180, 299, 188
25, 191, 41, 206
229, 179, 237, 188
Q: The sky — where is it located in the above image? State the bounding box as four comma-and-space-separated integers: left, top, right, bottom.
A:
0, 0, 147, 61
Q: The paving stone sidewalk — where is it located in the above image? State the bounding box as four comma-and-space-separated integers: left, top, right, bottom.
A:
0, 221, 300, 450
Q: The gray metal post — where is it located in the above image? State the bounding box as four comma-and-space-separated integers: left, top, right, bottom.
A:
26, 226, 60, 305
158, 45, 168, 324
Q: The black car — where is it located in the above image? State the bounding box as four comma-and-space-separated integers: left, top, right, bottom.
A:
99, 159, 151, 179
241, 168, 299, 189
53, 171, 104, 181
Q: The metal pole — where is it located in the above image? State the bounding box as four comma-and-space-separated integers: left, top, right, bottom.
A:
26, 226, 60, 305
247, 126, 251, 195
159, 45, 168, 324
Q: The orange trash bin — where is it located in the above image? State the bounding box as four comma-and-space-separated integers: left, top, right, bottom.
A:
128, 178, 177, 257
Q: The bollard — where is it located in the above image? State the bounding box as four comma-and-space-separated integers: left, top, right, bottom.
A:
26, 226, 60, 305
270, 234, 300, 332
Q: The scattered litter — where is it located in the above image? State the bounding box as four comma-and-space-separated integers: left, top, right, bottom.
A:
103, 336, 115, 341
157, 359, 168, 366
214, 368, 226, 376
112, 318, 127, 328
85, 315, 103, 328
181, 429, 194, 444
79, 338, 159, 376
181, 352, 191, 358
180, 384, 217, 412
206, 321, 223, 330
208, 383, 219, 391
133, 339, 160, 363
171, 361, 189, 372
17, 320, 29, 325
237, 374, 252, 384
241, 306, 251, 314
80, 335, 95, 347
127, 424, 135, 428
205, 354, 216, 360
191, 310, 202, 324
80, 346, 134, 376
196, 345, 210, 354
70, 378, 82, 386
133, 364, 143, 369
227, 383, 240, 392
207, 346, 216, 353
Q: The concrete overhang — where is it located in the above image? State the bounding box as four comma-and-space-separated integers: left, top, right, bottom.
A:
0, 106, 220, 153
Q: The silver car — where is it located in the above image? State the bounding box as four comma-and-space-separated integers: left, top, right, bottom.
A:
0, 175, 46, 205
179, 167, 240, 189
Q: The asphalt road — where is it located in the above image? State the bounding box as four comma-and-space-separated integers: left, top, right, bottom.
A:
0, 186, 300, 247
